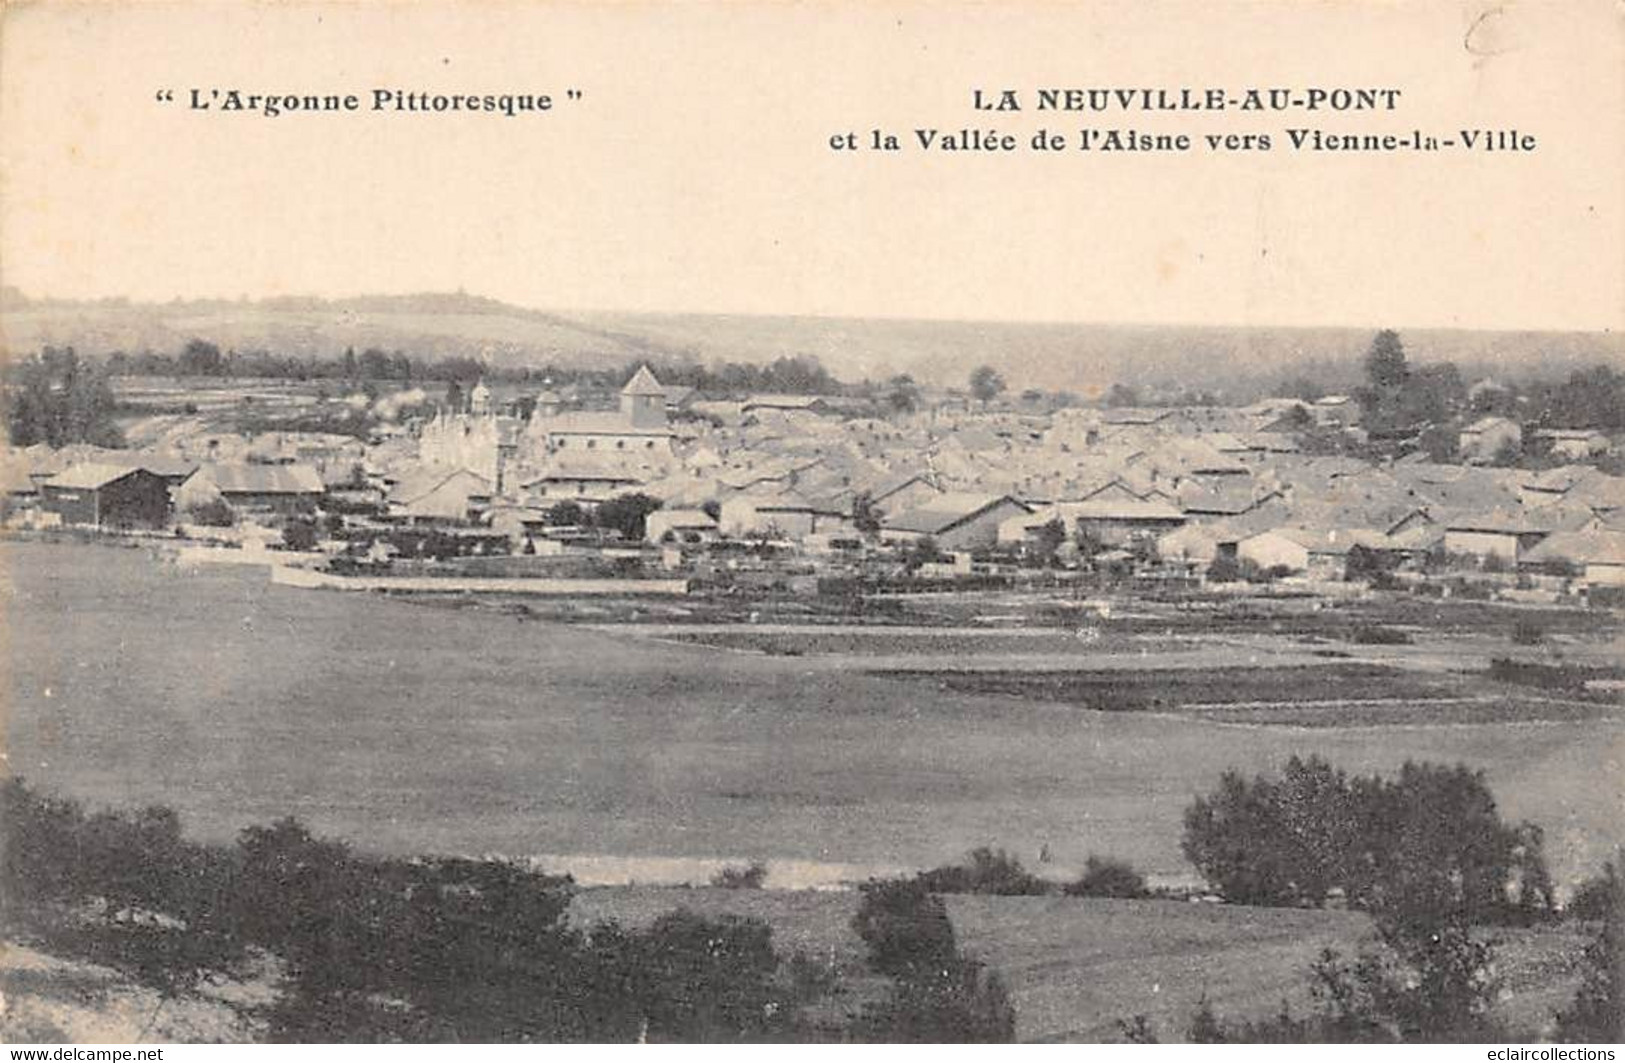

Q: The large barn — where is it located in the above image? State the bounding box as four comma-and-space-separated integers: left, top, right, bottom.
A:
41, 463, 172, 529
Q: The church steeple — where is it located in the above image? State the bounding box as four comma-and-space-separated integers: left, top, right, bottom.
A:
620, 364, 666, 429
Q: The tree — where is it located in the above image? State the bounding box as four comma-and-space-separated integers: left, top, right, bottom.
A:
901, 535, 942, 570
1364, 330, 1409, 389
591, 910, 785, 1041
1181, 757, 1553, 924
850, 878, 1017, 1042
593, 493, 662, 541
544, 500, 587, 527
1556, 860, 1623, 1042
886, 374, 920, 415
444, 380, 465, 413
851, 878, 959, 981
1418, 424, 1458, 463
358, 348, 391, 380
178, 339, 225, 377
3, 347, 125, 448
915, 848, 1051, 896
969, 365, 1006, 405
1030, 518, 1067, 563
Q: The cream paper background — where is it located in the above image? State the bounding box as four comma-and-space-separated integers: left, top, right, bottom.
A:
0, 0, 1621, 332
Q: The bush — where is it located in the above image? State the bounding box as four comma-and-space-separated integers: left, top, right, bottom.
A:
915, 847, 1051, 896
1556, 862, 1623, 1042
711, 861, 769, 889
854, 958, 1016, 1043
185, 498, 236, 528
281, 519, 318, 551
1065, 856, 1149, 899
1182, 930, 1506, 1043
1181, 757, 1554, 924
2, 779, 829, 1043
851, 878, 959, 981
580, 911, 787, 1042
849, 877, 1016, 1043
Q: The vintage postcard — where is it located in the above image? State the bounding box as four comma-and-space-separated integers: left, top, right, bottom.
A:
1, 0, 1621, 1047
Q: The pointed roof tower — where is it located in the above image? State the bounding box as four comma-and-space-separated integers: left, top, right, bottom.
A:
621, 364, 665, 397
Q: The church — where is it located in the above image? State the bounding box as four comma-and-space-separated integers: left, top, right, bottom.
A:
416, 365, 677, 496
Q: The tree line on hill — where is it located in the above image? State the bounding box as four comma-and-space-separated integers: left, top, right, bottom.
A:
99, 339, 852, 398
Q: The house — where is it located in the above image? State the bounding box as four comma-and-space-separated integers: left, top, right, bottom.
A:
645, 508, 721, 545
1442, 511, 1553, 564
1237, 527, 1395, 580
176, 463, 326, 515
1533, 429, 1610, 461
742, 394, 832, 416
719, 489, 851, 539
1520, 530, 1625, 585
41, 463, 172, 529
852, 471, 943, 516
1068, 497, 1186, 546
881, 493, 1033, 552
1459, 416, 1522, 465
520, 462, 645, 506
1156, 522, 1242, 567
1311, 395, 1361, 427
386, 468, 494, 522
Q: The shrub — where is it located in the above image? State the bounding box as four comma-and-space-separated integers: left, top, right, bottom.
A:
1556, 862, 1623, 1042
1181, 757, 1554, 924
1183, 929, 1505, 1043
583, 910, 786, 1042
854, 958, 1016, 1043
851, 878, 959, 981
711, 861, 769, 889
915, 847, 1051, 896
1065, 856, 1149, 899
281, 519, 318, 551
850, 877, 1016, 1043
185, 498, 236, 528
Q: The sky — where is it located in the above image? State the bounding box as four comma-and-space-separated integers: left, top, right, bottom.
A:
1, 0, 1622, 331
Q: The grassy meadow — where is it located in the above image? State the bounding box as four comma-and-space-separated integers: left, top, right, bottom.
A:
5, 539, 1622, 891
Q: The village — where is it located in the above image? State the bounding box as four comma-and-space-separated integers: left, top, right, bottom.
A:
4, 345, 1624, 615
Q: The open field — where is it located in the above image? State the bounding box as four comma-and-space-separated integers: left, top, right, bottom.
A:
566, 886, 1591, 1042
5, 540, 1623, 894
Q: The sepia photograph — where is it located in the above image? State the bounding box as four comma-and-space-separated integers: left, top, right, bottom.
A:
1, 0, 1622, 1048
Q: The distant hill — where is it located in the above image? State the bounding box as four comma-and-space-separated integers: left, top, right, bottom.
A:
2, 290, 1618, 396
